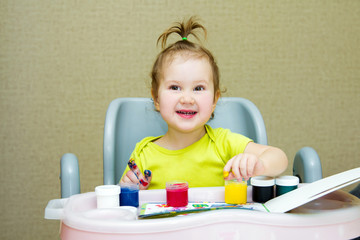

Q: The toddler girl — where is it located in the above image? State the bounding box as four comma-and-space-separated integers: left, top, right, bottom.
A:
120, 17, 288, 190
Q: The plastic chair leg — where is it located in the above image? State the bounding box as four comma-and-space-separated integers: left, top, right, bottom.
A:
60, 153, 80, 198
293, 147, 322, 183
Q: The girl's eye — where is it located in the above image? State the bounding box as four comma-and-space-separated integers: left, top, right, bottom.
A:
194, 86, 205, 91
169, 85, 180, 91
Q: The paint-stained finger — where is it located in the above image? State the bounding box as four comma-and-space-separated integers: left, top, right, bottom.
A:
127, 158, 150, 187
144, 169, 152, 181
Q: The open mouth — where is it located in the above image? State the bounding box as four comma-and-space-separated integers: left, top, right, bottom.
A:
176, 110, 197, 118
176, 110, 197, 115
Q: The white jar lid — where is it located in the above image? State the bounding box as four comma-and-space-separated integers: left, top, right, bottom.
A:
95, 185, 121, 196
120, 182, 139, 190
250, 176, 275, 187
276, 176, 299, 186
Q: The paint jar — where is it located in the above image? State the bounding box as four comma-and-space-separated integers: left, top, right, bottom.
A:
95, 185, 120, 208
225, 179, 247, 204
120, 183, 139, 207
276, 176, 299, 197
166, 181, 188, 207
251, 176, 275, 203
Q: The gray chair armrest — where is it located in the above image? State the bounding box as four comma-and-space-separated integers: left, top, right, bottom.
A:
293, 147, 322, 183
60, 153, 80, 198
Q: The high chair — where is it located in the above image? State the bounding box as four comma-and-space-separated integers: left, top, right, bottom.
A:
60, 97, 323, 198
50, 97, 360, 240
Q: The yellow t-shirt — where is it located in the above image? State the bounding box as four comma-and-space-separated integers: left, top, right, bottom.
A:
122, 125, 252, 189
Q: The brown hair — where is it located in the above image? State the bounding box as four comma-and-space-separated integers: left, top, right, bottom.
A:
151, 16, 220, 101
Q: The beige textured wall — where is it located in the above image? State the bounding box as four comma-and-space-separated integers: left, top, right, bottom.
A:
1, 0, 359, 239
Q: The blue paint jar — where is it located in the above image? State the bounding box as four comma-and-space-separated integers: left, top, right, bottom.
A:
120, 183, 139, 207
275, 176, 299, 197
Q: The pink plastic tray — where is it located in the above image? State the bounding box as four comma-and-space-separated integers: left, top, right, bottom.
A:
48, 186, 360, 240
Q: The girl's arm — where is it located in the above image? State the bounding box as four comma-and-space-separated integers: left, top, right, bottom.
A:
224, 142, 288, 181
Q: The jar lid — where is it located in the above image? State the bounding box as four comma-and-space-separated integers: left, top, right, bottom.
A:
95, 185, 121, 195
166, 181, 188, 190
250, 176, 275, 187
120, 182, 139, 190
276, 176, 299, 186
225, 179, 247, 184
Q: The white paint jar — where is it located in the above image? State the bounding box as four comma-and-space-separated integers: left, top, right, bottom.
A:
95, 185, 121, 208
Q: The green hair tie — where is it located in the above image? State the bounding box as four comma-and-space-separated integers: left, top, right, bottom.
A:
182, 37, 187, 40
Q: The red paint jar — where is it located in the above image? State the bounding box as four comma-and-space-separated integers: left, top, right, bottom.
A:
166, 181, 189, 207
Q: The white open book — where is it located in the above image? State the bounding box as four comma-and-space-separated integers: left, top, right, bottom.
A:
264, 167, 360, 213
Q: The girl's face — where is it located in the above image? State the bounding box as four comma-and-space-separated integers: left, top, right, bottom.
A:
153, 55, 219, 134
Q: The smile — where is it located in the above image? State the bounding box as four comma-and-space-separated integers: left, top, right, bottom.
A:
176, 110, 197, 118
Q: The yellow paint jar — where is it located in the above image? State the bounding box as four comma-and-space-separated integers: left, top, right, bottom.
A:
225, 179, 247, 204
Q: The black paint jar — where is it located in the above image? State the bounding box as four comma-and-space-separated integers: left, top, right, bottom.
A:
251, 176, 275, 203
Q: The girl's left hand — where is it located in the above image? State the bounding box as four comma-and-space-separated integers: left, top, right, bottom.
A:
223, 153, 265, 181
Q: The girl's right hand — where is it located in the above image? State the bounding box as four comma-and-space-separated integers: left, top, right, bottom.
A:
120, 169, 152, 190
120, 159, 152, 190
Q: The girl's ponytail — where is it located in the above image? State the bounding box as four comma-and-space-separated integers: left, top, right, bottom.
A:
157, 16, 207, 49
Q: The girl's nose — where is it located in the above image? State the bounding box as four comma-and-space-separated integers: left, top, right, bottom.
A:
180, 93, 195, 105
